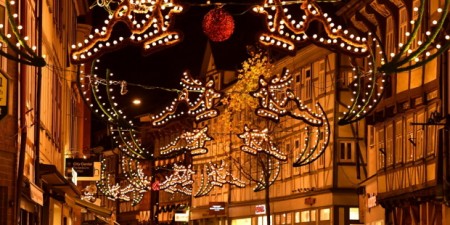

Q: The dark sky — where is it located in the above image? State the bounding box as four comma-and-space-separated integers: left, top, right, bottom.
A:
87, 0, 266, 117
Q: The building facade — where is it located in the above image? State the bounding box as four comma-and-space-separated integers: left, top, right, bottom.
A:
0, 0, 90, 225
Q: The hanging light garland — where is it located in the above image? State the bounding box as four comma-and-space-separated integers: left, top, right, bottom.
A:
202, 8, 235, 42
160, 126, 213, 156
194, 160, 245, 197
152, 71, 222, 127
71, 0, 183, 64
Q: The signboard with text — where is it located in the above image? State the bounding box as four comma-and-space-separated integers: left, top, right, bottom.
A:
209, 202, 225, 215
66, 158, 94, 177
255, 204, 266, 215
0, 72, 8, 120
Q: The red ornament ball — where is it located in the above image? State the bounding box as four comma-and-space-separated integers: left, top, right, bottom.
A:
202, 8, 235, 42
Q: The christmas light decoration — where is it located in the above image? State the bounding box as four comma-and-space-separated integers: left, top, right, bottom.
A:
202, 8, 235, 42
253, 0, 369, 55
160, 164, 195, 195
238, 125, 287, 161
338, 0, 450, 125
81, 184, 98, 202
97, 156, 152, 206
195, 160, 245, 197
0, 0, 45, 66
237, 125, 284, 192
152, 71, 222, 127
250, 68, 330, 166
160, 126, 213, 156
71, 0, 183, 64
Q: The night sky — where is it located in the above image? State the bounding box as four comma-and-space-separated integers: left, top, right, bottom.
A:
87, 0, 266, 118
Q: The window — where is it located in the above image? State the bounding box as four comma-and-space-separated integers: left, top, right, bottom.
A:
319, 208, 330, 221
317, 60, 325, 95
304, 67, 312, 99
406, 116, 414, 161
416, 112, 425, 159
395, 120, 403, 163
377, 128, 385, 169
368, 125, 375, 147
410, 0, 422, 50
386, 17, 395, 60
294, 212, 300, 223
386, 124, 394, 166
310, 210, 316, 221
399, 7, 408, 47
317, 144, 325, 168
339, 141, 354, 162
257, 216, 273, 225
294, 71, 301, 98
300, 211, 310, 222
349, 207, 359, 220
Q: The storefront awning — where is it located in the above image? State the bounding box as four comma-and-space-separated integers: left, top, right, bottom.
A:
74, 198, 113, 218
39, 163, 81, 197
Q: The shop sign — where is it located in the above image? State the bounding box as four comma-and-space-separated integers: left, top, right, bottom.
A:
209, 202, 225, 215
367, 193, 377, 209
175, 209, 189, 222
29, 182, 43, 206
66, 158, 94, 177
0, 72, 8, 121
255, 204, 266, 215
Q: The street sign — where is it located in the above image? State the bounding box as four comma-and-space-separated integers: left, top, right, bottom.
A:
0, 72, 8, 120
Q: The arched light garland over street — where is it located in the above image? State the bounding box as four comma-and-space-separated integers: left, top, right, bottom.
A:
160, 126, 213, 156
160, 164, 195, 195
250, 69, 330, 166
71, 0, 183, 64
0, 0, 45, 67
194, 160, 245, 197
152, 71, 222, 127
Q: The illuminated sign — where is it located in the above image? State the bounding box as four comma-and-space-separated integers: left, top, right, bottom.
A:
209, 202, 225, 215
255, 204, 266, 215
66, 158, 94, 177
175, 209, 189, 222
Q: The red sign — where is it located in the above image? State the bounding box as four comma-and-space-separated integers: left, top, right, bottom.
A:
255, 204, 266, 215
152, 180, 160, 191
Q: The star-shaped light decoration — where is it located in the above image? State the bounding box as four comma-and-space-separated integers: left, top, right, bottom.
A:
152, 71, 222, 127
160, 126, 213, 156
238, 125, 288, 161
253, 0, 369, 56
71, 0, 183, 64
250, 68, 330, 166
194, 160, 245, 197
160, 164, 195, 196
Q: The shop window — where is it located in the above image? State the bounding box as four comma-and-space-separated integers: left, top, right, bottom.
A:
319, 208, 330, 221
349, 207, 359, 220
310, 210, 316, 221
294, 212, 300, 224
257, 216, 273, 225
386, 124, 394, 166
300, 211, 310, 222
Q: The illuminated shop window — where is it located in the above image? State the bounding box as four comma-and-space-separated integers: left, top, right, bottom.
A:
320, 208, 330, 221
349, 207, 359, 220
